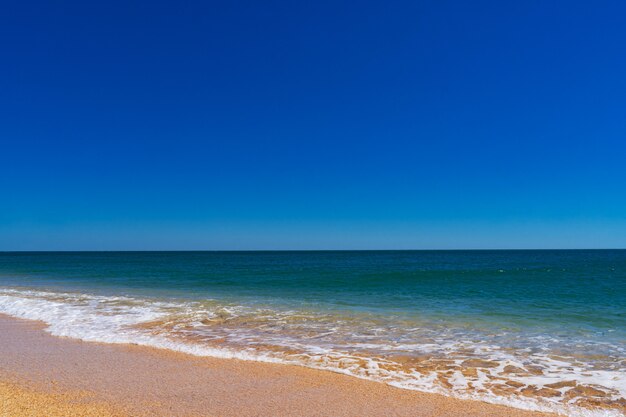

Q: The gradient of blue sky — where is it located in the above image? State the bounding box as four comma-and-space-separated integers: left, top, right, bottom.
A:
1, 0, 625, 250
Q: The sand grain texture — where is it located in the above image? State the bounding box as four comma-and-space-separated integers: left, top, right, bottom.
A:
0, 380, 125, 417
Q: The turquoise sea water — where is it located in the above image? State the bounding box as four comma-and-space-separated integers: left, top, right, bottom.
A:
0, 250, 624, 416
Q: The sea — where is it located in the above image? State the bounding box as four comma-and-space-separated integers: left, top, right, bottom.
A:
0, 250, 624, 416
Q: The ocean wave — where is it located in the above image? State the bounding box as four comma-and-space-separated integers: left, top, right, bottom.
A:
0, 287, 623, 417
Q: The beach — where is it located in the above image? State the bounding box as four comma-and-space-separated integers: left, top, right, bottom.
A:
0, 251, 624, 416
0, 314, 561, 417
3, 0, 625, 412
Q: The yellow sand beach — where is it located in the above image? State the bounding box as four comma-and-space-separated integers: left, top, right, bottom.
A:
0, 314, 561, 417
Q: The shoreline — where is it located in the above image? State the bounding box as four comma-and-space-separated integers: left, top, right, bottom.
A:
0, 314, 560, 417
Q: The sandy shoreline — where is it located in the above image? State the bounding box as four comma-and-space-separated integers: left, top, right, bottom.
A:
0, 314, 560, 417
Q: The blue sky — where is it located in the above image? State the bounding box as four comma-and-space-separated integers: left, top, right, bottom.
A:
1, 0, 625, 250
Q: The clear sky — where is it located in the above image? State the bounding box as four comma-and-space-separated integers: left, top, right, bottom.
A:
1, 0, 625, 250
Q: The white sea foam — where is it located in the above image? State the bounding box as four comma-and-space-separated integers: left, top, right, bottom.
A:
0, 287, 623, 417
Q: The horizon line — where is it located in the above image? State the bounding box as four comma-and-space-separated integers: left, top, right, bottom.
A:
1, 248, 625, 253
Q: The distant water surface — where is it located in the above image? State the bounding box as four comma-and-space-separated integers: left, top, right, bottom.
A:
0, 250, 624, 416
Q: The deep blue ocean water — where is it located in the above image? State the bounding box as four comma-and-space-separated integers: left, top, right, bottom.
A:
0, 250, 624, 416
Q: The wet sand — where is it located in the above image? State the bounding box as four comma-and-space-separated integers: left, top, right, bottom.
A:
0, 314, 560, 417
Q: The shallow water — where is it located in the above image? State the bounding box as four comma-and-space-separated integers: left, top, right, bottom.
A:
0, 251, 624, 416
